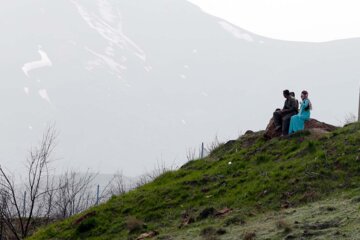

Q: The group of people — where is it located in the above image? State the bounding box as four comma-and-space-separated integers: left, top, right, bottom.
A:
273, 89, 312, 136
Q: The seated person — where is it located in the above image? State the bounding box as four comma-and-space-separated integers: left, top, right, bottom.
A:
290, 91, 299, 112
289, 90, 312, 134
273, 89, 298, 136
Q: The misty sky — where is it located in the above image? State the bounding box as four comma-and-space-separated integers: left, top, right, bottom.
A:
188, 0, 360, 42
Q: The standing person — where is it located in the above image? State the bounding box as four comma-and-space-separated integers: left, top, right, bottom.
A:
273, 90, 298, 136
289, 90, 312, 134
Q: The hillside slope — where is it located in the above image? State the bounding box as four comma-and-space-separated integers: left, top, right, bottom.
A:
29, 123, 360, 239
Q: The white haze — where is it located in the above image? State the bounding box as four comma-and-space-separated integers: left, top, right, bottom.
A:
0, 0, 359, 178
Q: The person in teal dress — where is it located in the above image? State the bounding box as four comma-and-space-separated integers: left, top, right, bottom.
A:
289, 90, 312, 134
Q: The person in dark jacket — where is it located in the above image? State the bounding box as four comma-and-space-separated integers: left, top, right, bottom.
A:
273, 89, 298, 136
290, 92, 299, 112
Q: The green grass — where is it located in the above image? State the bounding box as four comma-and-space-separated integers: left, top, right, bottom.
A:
28, 122, 360, 240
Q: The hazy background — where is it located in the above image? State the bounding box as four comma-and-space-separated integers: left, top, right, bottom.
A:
0, 0, 359, 178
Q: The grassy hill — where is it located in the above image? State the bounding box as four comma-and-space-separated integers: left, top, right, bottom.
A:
28, 122, 360, 240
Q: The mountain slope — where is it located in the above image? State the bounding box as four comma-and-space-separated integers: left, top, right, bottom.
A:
1, 0, 360, 176
29, 122, 360, 239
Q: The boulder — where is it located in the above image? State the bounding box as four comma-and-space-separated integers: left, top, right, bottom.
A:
215, 207, 232, 217
136, 231, 159, 240
179, 212, 195, 228
264, 118, 337, 139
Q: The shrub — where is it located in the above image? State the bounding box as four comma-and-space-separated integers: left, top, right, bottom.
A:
306, 141, 317, 153
224, 215, 245, 226
243, 231, 256, 240
126, 216, 145, 233
276, 219, 292, 233
255, 154, 271, 164
200, 226, 225, 240
77, 218, 97, 233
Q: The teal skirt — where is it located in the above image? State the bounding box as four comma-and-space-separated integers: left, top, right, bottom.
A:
289, 111, 310, 134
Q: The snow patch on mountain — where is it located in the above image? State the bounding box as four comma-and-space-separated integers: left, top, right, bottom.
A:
85, 59, 102, 71
144, 65, 153, 72
97, 0, 117, 24
85, 47, 126, 77
219, 21, 254, 42
24, 87, 30, 95
38, 89, 51, 103
22, 46, 52, 77
72, 0, 146, 78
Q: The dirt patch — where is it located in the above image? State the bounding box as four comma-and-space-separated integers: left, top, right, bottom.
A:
73, 211, 96, 225
179, 212, 195, 228
242, 232, 256, 240
197, 207, 216, 220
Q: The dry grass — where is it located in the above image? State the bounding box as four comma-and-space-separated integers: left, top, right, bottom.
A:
126, 216, 144, 233
276, 219, 292, 233
243, 231, 256, 240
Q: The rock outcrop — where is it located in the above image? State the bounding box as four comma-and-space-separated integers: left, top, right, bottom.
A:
264, 118, 337, 139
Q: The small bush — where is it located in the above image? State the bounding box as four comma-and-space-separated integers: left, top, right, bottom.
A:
144, 211, 163, 222
276, 219, 292, 233
157, 236, 173, 240
200, 226, 216, 236
200, 226, 225, 240
243, 231, 256, 240
216, 228, 226, 235
306, 141, 317, 153
126, 216, 145, 233
255, 154, 271, 164
224, 215, 245, 226
77, 218, 97, 233
197, 207, 216, 220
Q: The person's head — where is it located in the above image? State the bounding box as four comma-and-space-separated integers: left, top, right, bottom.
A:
301, 90, 308, 100
283, 89, 290, 98
290, 92, 295, 98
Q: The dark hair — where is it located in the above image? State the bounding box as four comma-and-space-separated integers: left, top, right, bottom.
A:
301, 90, 308, 95
283, 90, 290, 96
290, 92, 295, 97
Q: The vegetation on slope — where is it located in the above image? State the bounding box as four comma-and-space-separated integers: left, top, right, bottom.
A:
29, 122, 360, 240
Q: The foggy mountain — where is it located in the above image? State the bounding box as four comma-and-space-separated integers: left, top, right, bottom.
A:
1, 0, 359, 176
